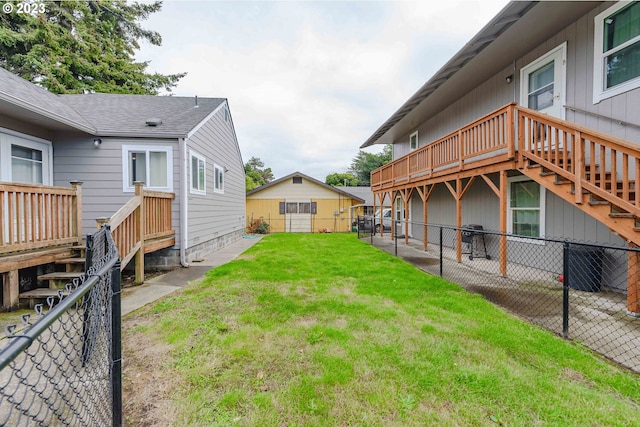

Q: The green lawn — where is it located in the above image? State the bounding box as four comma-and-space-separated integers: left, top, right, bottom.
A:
123, 233, 640, 426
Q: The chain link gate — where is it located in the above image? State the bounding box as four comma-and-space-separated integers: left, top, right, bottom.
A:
0, 225, 122, 426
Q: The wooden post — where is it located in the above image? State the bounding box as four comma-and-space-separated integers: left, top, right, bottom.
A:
134, 182, 145, 285
70, 181, 83, 242
499, 170, 508, 277
2, 270, 19, 311
628, 242, 640, 316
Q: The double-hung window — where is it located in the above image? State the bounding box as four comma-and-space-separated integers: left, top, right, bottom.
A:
507, 176, 545, 240
214, 164, 224, 194
122, 145, 173, 192
190, 151, 206, 195
593, 1, 640, 103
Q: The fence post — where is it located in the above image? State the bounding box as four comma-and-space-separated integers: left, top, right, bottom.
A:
394, 221, 398, 256
562, 241, 570, 339
439, 226, 443, 277
111, 258, 122, 427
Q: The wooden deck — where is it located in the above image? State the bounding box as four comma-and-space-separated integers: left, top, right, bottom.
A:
370, 103, 640, 315
1, 181, 175, 311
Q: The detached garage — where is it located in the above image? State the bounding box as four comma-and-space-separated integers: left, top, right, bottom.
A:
246, 172, 364, 233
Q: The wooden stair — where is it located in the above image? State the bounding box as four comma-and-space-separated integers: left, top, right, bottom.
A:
522, 156, 640, 245
18, 245, 86, 308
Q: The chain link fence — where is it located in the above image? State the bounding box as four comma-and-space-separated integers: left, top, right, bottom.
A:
0, 225, 122, 426
360, 218, 640, 373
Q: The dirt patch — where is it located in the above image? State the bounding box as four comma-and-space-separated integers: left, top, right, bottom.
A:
122, 316, 177, 426
121, 269, 177, 289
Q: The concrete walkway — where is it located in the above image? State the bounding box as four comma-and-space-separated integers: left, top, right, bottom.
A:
121, 235, 263, 315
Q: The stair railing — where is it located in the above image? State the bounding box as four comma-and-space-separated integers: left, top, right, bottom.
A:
516, 106, 640, 219
96, 182, 175, 284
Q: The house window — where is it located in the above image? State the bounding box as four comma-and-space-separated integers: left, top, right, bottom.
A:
507, 176, 545, 239
122, 145, 173, 192
190, 151, 206, 195
0, 130, 51, 185
214, 164, 224, 193
292, 177, 302, 184
593, 1, 640, 103
409, 131, 418, 151
280, 201, 316, 214
11, 144, 43, 184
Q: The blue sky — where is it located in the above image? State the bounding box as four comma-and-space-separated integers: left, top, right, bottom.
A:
136, 0, 510, 182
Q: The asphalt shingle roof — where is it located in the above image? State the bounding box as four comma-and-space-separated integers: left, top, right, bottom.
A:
61, 93, 225, 138
0, 67, 226, 137
0, 67, 94, 131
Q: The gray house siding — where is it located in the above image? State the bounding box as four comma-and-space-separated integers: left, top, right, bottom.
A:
52, 133, 181, 247
184, 103, 245, 261
393, 3, 637, 252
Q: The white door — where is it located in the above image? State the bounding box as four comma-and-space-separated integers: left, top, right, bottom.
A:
520, 42, 566, 120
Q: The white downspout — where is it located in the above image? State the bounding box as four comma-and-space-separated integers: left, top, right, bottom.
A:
179, 137, 190, 267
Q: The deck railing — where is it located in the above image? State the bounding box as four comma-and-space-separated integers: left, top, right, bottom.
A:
97, 182, 175, 284
0, 181, 82, 255
517, 107, 640, 218
371, 103, 515, 190
371, 103, 639, 222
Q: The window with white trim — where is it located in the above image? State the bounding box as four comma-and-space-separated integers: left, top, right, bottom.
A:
122, 145, 173, 192
409, 131, 418, 151
190, 150, 206, 195
593, 1, 640, 103
0, 130, 52, 185
214, 164, 224, 193
507, 176, 545, 239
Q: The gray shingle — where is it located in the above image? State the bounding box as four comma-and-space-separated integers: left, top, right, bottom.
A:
0, 67, 95, 131
61, 93, 225, 138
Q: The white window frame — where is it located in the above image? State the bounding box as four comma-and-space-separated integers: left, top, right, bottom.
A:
189, 150, 206, 195
409, 131, 418, 151
121, 145, 173, 193
214, 163, 224, 194
593, 1, 640, 104
507, 175, 545, 244
0, 129, 53, 185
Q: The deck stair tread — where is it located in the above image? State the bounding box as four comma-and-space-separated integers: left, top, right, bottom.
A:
55, 258, 86, 264
38, 272, 84, 280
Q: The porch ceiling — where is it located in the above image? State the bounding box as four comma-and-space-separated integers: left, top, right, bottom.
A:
361, 1, 601, 148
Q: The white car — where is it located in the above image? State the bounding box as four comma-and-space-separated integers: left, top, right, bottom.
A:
374, 208, 392, 232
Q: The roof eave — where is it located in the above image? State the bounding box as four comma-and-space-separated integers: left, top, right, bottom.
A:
0, 92, 96, 134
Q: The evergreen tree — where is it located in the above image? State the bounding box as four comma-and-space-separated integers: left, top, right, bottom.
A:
348, 145, 392, 186
0, 0, 185, 94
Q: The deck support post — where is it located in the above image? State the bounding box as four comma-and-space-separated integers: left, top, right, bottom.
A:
134, 182, 145, 285
2, 270, 19, 311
